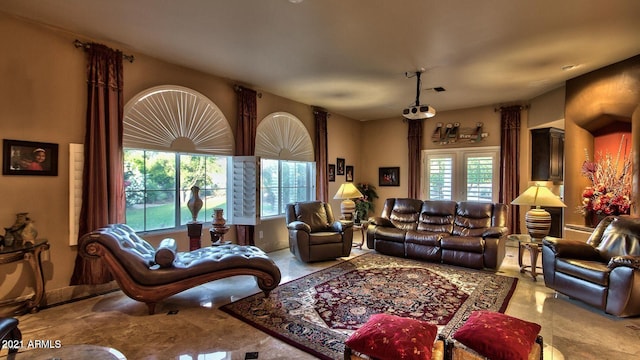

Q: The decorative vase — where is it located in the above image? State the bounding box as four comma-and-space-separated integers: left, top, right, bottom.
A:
187, 186, 204, 222
21, 220, 37, 244
212, 208, 226, 228
211, 208, 230, 245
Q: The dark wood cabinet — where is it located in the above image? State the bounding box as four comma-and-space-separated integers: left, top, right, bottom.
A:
531, 127, 564, 182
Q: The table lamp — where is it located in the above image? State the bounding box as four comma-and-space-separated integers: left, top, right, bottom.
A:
511, 184, 566, 240
333, 183, 363, 220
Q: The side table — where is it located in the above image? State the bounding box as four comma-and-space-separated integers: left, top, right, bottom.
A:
0, 239, 49, 314
352, 221, 369, 249
508, 234, 543, 281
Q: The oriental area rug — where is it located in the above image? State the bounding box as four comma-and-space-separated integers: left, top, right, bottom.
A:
221, 253, 518, 360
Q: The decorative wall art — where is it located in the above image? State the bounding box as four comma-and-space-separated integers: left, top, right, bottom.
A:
346, 166, 354, 182
2, 139, 59, 176
336, 158, 345, 175
379, 167, 400, 186
432, 122, 488, 145
328, 164, 336, 182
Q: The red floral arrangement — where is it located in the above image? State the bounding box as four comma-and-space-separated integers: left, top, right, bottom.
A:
580, 137, 632, 216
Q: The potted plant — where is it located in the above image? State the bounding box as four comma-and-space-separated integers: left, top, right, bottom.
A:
354, 183, 379, 224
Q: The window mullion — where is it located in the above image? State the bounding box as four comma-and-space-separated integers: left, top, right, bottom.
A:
175, 153, 181, 227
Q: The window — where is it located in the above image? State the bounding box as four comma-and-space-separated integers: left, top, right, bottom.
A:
422, 146, 499, 202
261, 159, 315, 217
123, 85, 233, 231
124, 150, 229, 231
256, 112, 315, 218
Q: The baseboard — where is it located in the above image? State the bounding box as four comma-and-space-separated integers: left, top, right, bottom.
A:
43, 281, 120, 308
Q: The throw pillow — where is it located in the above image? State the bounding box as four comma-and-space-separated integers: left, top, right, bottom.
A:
154, 238, 177, 268
345, 313, 438, 360
452, 311, 541, 360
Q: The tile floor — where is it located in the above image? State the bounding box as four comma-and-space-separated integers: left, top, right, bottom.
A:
2, 241, 640, 359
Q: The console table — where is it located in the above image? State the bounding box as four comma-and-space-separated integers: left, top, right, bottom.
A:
0, 239, 49, 315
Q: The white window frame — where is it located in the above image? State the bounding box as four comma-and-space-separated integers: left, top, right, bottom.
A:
421, 146, 500, 202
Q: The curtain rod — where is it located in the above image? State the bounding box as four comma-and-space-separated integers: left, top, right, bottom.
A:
494, 104, 529, 112
233, 84, 262, 98
74, 40, 135, 63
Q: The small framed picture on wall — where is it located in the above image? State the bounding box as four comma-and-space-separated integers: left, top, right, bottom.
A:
2, 139, 59, 176
379, 167, 399, 186
336, 158, 345, 175
328, 164, 336, 182
346, 165, 354, 182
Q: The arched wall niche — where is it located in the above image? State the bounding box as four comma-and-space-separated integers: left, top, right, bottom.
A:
564, 55, 640, 223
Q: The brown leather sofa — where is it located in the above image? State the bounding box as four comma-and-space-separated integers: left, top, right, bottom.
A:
79, 224, 281, 314
366, 198, 509, 270
542, 216, 640, 317
286, 201, 353, 262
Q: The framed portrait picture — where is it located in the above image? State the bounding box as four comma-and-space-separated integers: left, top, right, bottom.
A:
379, 167, 399, 186
345, 165, 354, 182
2, 139, 59, 176
328, 164, 336, 182
336, 158, 345, 175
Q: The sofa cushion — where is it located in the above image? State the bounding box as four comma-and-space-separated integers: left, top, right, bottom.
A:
440, 236, 484, 253
309, 232, 344, 245
594, 217, 640, 262
417, 200, 456, 233
453, 311, 541, 360
375, 226, 408, 243
387, 198, 423, 231
295, 202, 330, 232
452, 202, 493, 237
345, 313, 438, 360
405, 230, 441, 246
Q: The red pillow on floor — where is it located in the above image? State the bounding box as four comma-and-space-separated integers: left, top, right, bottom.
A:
452, 311, 541, 360
345, 313, 438, 360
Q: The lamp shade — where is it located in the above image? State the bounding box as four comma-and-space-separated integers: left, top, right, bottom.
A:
511, 184, 565, 240
511, 184, 566, 208
334, 183, 363, 220
333, 183, 363, 200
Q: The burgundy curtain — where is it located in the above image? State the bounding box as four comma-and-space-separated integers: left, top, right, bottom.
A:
70, 43, 125, 285
408, 119, 423, 199
499, 106, 521, 234
235, 86, 257, 246
314, 108, 329, 202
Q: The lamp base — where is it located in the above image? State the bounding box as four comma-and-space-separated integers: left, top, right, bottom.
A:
341, 199, 355, 220
525, 208, 551, 240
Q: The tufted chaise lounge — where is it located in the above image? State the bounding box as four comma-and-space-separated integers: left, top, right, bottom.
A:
79, 224, 281, 314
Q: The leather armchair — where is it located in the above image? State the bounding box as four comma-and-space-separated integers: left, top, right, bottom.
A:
286, 201, 353, 262
0, 317, 21, 354
542, 216, 640, 317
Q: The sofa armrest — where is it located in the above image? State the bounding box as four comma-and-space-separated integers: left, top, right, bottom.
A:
331, 220, 353, 232
369, 216, 394, 227
542, 238, 601, 260
287, 221, 311, 233
608, 255, 640, 270
482, 226, 508, 238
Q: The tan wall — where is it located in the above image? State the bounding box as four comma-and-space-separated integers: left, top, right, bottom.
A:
0, 13, 362, 304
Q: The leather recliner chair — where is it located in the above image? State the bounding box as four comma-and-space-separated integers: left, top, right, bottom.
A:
542, 216, 640, 317
285, 201, 353, 262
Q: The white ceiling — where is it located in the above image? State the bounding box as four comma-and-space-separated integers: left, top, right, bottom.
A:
2, 0, 639, 121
